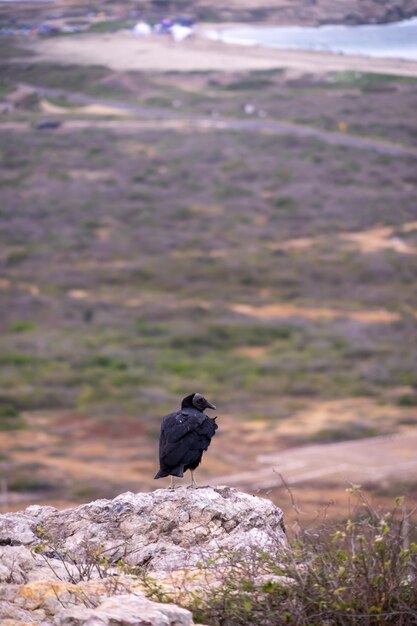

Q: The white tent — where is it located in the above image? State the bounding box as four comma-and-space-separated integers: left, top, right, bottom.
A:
171, 24, 193, 42
133, 21, 152, 37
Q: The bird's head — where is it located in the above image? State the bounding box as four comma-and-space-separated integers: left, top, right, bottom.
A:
181, 392, 216, 412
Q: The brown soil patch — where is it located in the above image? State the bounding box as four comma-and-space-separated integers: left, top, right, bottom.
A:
170, 248, 229, 259
67, 289, 90, 300
270, 397, 413, 437
275, 237, 316, 251
233, 346, 269, 359
231, 303, 402, 323
95, 225, 111, 242
40, 99, 130, 117
68, 170, 113, 183
272, 220, 417, 256
81, 417, 146, 440
219, 428, 417, 490
3, 398, 417, 516
402, 221, 417, 232
189, 203, 225, 217
341, 224, 417, 255
118, 141, 157, 158
10, 448, 145, 485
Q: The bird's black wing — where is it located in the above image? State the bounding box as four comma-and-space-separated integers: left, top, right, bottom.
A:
161, 409, 206, 442
175, 417, 218, 467
159, 409, 214, 467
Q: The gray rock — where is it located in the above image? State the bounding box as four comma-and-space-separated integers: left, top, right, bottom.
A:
0, 546, 35, 584
0, 599, 44, 623
54, 594, 193, 626
0, 487, 286, 625
0, 512, 37, 545
0, 487, 286, 572
0, 545, 77, 584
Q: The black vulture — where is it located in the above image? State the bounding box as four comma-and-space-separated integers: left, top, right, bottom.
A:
154, 392, 217, 488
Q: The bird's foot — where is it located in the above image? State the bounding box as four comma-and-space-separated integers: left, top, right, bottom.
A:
188, 470, 198, 488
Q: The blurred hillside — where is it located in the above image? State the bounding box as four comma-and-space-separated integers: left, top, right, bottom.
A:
0, 7, 417, 516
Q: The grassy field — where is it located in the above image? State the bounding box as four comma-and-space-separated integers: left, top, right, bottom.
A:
1, 48, 417, 512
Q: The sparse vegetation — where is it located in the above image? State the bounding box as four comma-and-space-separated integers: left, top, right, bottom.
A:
9, 320, 36, 333
139, 489, 417, 626
0, 401, 24, 431
88, 20, 133, 33
397, 394, 417, 407
0, 57, 416, 508
22, 485, 417, 625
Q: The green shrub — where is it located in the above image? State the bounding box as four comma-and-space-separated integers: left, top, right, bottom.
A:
397, 394, 417, 407
144, 96, 173, 108
170, 324, 295, 352
9, 320, 36, 333
0, 404, 19, 418
0, 402, 23, 431
6, 249, 30, 264
88, 20, 132, 33
223, 77, 275, 91
10, 477, 56, 492
308, 422, 379, 443
0, 353, 38, 367
82, 355, 128, 371
215, 184, 250, 199
134, 318, 167, 337
270, 196, 297, 211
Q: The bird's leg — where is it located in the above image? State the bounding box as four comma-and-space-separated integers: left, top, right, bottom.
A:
169, 475, 175, 490
189, 470, 198, 489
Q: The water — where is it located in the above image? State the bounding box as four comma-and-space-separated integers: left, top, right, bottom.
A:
206, 18, 417, 61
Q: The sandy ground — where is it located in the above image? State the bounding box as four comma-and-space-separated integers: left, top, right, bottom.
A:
217, 430, 417, 489
28, 29, 417, 77
231, 303, 406, 323
2, 397, 417, 513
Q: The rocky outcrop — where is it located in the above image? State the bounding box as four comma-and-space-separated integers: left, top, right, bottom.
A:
0, 486, 286, 572
0, 579, 194, 626
0, 486, 286, 625
192, 0, 417, 25
55, 595, 193, 626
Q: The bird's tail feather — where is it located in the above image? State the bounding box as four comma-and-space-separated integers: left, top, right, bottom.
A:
154, 466, 184, 479
154, 469, 168, 479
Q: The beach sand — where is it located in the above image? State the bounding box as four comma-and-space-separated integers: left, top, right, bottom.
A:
28, 28, 417, 77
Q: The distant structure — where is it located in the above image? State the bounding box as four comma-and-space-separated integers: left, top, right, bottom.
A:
133, 17, 194, 41
132, 21, 152, 37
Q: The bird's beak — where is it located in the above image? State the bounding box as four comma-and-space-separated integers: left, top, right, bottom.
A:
206, 400, 216, 410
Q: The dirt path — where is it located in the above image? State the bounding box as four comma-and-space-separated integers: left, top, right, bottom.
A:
274, 221, 417, 255
2, 117, 417, 159
230, 303, 410, 323
215, 429, 417, 489
3, 81, 417, 159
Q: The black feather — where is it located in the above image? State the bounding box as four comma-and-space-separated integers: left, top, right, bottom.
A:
154, 393, 218, 479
